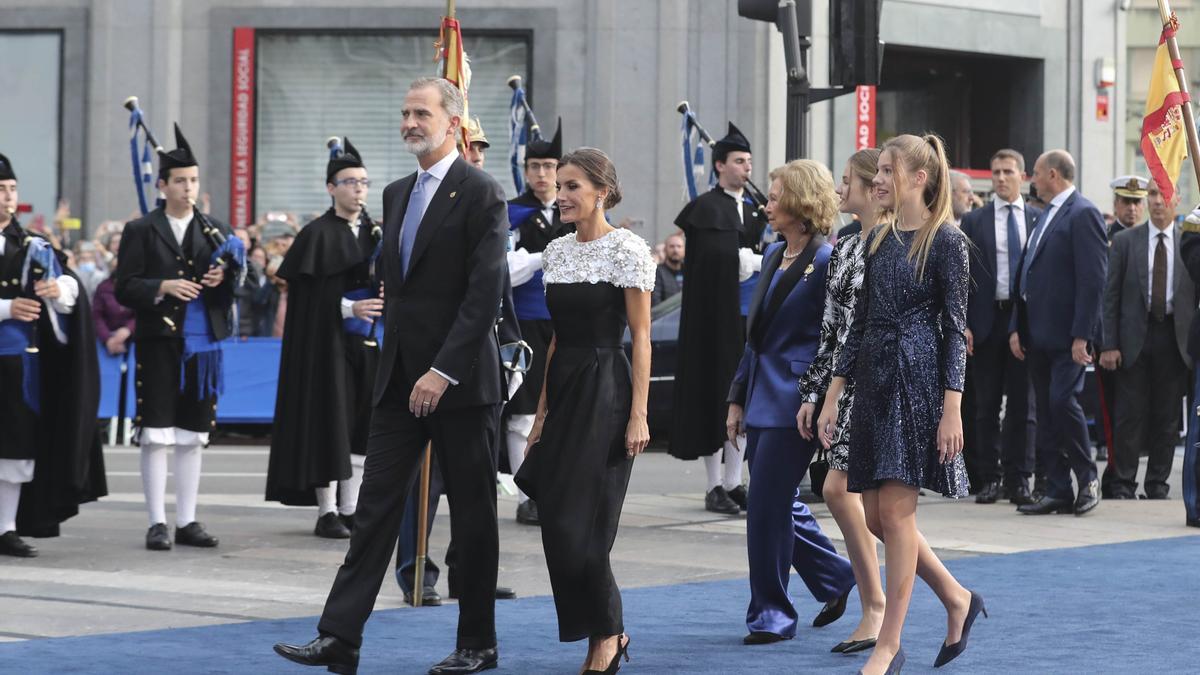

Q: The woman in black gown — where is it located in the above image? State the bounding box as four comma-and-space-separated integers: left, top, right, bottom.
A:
818, 134, 984, 674
515, 148, 655, 674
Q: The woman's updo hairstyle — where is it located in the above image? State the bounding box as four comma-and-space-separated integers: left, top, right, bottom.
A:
558, 147, 622, 210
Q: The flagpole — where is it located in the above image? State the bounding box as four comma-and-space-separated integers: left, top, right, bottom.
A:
1157, 0, 1200, 192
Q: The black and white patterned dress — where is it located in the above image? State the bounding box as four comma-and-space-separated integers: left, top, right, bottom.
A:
798, 232, 867, 471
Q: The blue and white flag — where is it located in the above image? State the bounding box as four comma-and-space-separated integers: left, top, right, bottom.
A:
680, 114, 708, 201
509, 84, 531, 194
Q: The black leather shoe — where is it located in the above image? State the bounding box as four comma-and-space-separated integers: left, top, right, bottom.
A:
1144, 485, 1170, 500
832, 636, 877, 653
1187, 517, 1200, 528
403, 586, 442, 607
1017, 496, 1074, 515
516, 500, 540, 525
1074, 480, 1100, 516
1109, 487, 1136, 500
974, 481, 1001, 504
743, 631, 790, 645
0, 531, 38, 557
145, 523, 171, 551
339, 513, 355, 532
705, 486, 741, 515
273, 634, 359, 675
428, 647, 498, 674
175, 521, 219, 547
813, 588, 852, 627
1032, 476, 1047, 501
315, 512, 351, 539
727, 485, 749, 511
1004, 481, 1034, 506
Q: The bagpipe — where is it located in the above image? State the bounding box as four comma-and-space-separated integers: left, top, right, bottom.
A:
507, 75, 542, 194
675, 101, 769, 218
124, 96, 246, 330
4, 206, 66, 412
326, 136, 384, 348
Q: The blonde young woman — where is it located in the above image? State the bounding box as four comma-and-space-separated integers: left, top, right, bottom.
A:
818, 134, 984, 674
797, 148, 887, 655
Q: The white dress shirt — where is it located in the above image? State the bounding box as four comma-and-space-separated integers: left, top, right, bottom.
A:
1148, 222, 1176, 314
724, 187, 745, 224
993, 195, 1027, 301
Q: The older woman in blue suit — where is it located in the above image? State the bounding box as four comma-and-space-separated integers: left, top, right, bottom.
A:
727, 160, 856, 644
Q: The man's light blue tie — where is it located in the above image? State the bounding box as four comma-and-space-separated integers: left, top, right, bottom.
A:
1020, 210, 1048, 298
1007, 204, 1023, 295
399, 172, 432, 280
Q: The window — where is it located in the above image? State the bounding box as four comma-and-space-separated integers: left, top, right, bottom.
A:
0, 32, 61, 222
255, 31, 530, 223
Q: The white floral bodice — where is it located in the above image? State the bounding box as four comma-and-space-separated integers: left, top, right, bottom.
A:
542, 228, 656, 293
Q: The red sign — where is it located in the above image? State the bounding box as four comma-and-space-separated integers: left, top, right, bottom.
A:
855, 85, 876, 151
1096, 93, 1110, 122
230, 27, 256, 227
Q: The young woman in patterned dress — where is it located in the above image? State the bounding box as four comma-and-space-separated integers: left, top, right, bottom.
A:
797, 148, 887, 655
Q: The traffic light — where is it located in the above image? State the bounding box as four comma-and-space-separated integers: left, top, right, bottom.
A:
737, 0, 811, 38
829, 0, 883, 86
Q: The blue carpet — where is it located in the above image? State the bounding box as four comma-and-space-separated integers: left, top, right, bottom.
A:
5, 536, 1199, 674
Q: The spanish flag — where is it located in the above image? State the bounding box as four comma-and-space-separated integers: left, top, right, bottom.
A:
437, 14, 472, 152
1141, 14, 1190, 205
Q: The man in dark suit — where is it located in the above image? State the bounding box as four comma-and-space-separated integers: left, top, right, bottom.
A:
1178, 207, 1200, 528
961, 149, 1040, 505
275, 77, 508, 675
1010, 149, 1107, 517
651, 231, 684, 306
1099, 180, 1194, 499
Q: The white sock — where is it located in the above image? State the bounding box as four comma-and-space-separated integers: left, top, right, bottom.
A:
173, 444, 203, 527
0, 479, 21, 533
140, 443, 170, 525
507, 414, 536, 503
704, 452, 723, 491
338, 454, 365, 516
315, 482, 337, 516
723, 438, 745, 491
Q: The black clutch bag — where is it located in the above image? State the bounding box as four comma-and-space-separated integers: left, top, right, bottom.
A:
809, 447, 829, 500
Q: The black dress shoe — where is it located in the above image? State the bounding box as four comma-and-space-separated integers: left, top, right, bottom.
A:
1017, 495, 1074, 515
832, 636, 877, 653
1004, 481, 1034, 506
705, 486, 741, 515
1032, 476, 1047, 501
1144, 485, 1170, 500
813, 587, 852, 627
727, 485, 749, 511
175, 521, 219, 547
0, 531, 38, 557
273, 634, 359, 675
516, 499, 540, 525
974, 480, 1001, 504
583, 635, 630, 674
743, 631, 790, 645
428, 647, 498, 674
1187, 517, 1200, 528
145, 523, 171, 551
934, 591, 987, 667
1109, 487, 1136, 500
404, 586, 443, 606
315, 512, 351, 539
860, 646, 904, 675
1074, 480, 1100, 516
339, 513, 355, 531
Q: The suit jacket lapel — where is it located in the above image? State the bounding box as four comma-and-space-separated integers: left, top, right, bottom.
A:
150, 210, 184, 258
405, 158, 468, 283
753, 237, 821, 345
1133, 223, 1149, 306
978, 203, 996, 278
746, 245, 781, 346
386, 173, 416, 287
1029, 192, 1077, 268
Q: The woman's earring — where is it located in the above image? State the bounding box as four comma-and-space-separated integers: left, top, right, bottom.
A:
595, 197, 603, 209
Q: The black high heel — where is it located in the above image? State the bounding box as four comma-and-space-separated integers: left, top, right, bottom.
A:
934, 591, 987, 667
858, 646, 904, 675
583, 634, 631, 675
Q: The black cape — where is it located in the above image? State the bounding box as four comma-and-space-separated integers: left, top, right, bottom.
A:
17, 260, 107, 537
668, 187, 767, 459
265, 209, 376, 505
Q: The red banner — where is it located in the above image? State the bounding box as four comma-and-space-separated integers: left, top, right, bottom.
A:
230, 27, 256, 227
855, 85, 876, 151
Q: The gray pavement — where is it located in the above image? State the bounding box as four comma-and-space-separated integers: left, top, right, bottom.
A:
1, 442, 1196, 642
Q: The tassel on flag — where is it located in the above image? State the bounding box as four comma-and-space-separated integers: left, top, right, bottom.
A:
1141, 11, 1190, 204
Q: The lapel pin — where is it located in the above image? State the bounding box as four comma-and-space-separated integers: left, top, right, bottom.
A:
449, 191, 457, 199
804, 263, 815, 275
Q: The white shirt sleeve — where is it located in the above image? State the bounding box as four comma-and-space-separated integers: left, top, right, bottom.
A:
738, 248, 763, 282
0, 299, 11, 321
341, 297, 356, 319
507, 249, 543, 286
431, 368, 460, 386
49, 275, 79, 315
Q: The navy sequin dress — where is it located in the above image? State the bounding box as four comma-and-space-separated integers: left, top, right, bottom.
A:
834, 225, 970, 497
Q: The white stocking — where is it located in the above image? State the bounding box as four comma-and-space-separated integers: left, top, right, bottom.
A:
507, 414, 536, 503
0, 479, 22, 533
704, 452, 723, 491
723, 438, 746, 491
338, 453, 365, 516
173, 444, 203, 527
140, 443, 170, 525
315, 483, 337, 516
